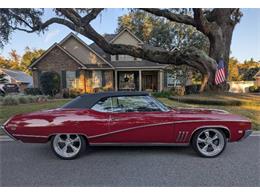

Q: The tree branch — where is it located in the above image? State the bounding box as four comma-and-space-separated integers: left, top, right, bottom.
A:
81, 8, 104, 26
142, 8, 196, 27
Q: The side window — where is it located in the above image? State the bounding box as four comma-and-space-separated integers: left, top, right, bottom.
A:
111, 96, 162, 113
91, 97, 112, 112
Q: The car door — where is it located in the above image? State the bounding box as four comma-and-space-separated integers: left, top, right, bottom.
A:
103, 95, 174, 143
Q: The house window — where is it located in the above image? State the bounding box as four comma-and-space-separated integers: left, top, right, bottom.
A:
66, 71, 76, 89
167, 72, 175, 88
92, 70, 102, 88
115, 55, 119, 61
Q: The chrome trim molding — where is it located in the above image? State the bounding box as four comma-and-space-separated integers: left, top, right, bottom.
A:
89, 120, 236, 140
241, 130, 253, 140
188, 125, 231, 143
12, 134, 48, 138
90, 142, 189, 146
176, 131, 189, 142
0, 125, 17, 141
88, 122, 173, 139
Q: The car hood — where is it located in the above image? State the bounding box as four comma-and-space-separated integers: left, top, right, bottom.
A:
171, 107, 250, 122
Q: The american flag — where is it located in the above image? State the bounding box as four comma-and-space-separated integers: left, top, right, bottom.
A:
215, 59, 226, 85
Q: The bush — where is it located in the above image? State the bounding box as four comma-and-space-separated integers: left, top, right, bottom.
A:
17, 96, 29, 104
69, 88, 83, 98
169, 96, 241, 106
40, 71, 60, 97
2, 95, 19, 105
249, 85, 260, 93
152, 91, 172, 98
1, 95, 49, 105
24, 88, 42, 95
185, 85, 201, 95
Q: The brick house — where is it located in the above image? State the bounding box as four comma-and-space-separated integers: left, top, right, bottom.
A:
29, 28, 178, 94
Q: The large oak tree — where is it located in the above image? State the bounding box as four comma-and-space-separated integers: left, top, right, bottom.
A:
0, 8, 242, 91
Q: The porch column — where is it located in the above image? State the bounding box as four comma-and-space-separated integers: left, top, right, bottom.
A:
159, 70, 164, 92
115, 70, 118, 91
139, 70, 142, 91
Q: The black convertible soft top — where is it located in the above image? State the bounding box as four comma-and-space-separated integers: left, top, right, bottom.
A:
62, 91, 149, 109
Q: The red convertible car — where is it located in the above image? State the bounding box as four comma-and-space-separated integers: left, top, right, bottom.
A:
2, 91, 252, 159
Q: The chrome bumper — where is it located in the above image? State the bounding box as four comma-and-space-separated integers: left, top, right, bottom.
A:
0, 125, 17, 141
241, 130, 253, 140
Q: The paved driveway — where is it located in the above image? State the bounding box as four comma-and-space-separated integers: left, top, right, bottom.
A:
0, 136, 259, 186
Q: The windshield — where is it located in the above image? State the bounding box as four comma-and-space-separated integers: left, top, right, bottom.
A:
150, 96, 170, 112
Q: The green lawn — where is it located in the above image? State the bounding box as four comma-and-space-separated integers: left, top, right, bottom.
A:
0, 93, 259, 136
0, 99, 70, 125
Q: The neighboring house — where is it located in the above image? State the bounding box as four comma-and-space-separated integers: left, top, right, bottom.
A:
29, 28, 178, 94
0, 68, 33, 92
254, 70, 260, 87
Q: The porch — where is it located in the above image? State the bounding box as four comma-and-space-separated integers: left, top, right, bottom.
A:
115, 70, 164, 92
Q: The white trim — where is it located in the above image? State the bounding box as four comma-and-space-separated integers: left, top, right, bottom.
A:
109, 27, 144, 44
29, 43, 57, 69
59, 32, 114, 69
28, 43, 86, 69
12, 134, 49, 138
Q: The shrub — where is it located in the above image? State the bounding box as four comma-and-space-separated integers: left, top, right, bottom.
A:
185, 85, 201, 95
62, 89, 70, 99
2, 95, 19, 105
152, 91, 172, 98
17, 96, 29, 104
69, 88, 83, 98
40, 71, 60, 97
24, 88, 42, 95
249, 85, 260, 93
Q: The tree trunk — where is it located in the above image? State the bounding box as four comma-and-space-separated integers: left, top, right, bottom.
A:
200, 16, 236, 91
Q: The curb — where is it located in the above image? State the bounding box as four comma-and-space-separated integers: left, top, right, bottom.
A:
0, 135, 14, 141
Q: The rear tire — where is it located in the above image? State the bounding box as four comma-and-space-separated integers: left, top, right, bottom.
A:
191, 128, 227, 158
51, 134, 86, 160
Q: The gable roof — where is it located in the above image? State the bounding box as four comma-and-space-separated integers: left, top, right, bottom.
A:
0, 68, 33, 84
109, 27, 144, 44
254, 70, 260, 78
29, 43, 86, 69
59, 33, 114, 69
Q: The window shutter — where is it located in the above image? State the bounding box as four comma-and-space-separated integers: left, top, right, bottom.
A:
61, 70, 66, 88
76, 70, 80, 78
37, 70, 42, 88
101, 71, 106, 87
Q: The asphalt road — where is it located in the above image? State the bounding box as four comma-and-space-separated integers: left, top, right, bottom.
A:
0, 136, 259, 187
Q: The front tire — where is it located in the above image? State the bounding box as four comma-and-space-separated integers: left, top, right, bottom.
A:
51, 134, 86, 160
191, 128, 227, 158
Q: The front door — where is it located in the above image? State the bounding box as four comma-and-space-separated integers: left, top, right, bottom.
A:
142, 71, 158, 91
107, 95, 173, 143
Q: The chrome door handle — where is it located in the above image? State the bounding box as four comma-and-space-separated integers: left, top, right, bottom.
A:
110, 117, 120, 121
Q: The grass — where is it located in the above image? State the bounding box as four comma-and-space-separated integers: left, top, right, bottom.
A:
170, 92, 260, 106
0, 99, 70, 125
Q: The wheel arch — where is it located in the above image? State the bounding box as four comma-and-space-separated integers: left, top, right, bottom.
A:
189, 125, 230, 143
48, 133, 90, 145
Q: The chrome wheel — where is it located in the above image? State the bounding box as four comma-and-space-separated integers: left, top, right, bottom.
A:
196, 129, 225, 157
53, 134, 82, 159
